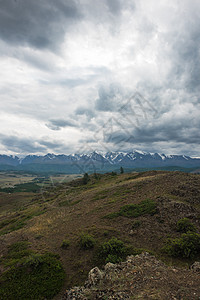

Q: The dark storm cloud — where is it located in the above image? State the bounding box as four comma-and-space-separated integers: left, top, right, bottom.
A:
170, 36, 200, 94
46, 119, 77, 131
0, 0, 81, 50
0, 134, 46, 153
0, 134, 65, 153
164, 6, 200, 94
0, 0, 200, 156
180, 34, 200, 93
105, 121, 200, 146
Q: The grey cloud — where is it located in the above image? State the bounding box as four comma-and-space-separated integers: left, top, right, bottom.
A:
0, 1, 200, 157
40, 78, 89, 88
163, 6, 200, 94
171, 35, 200, 93
75, 107, 95, 119
106, 0, 121, 15
95, 84, 126, 112
0, 0, 81, 50
38, 139, 64, 149
105, 120, 200, 146
46, 119, 77, 131
0, 134, 46, 153
0, 134, 66, 154
40, 66, 110, 85
21, 52, 56, 72
79, 138, 97, 144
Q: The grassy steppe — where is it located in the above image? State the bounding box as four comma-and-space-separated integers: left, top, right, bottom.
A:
0, 170, 200, 299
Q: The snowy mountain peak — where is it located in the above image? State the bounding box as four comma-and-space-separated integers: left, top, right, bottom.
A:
0, 151, 199, 170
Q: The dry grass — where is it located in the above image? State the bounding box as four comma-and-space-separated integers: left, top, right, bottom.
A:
0, 170, 200, 299
0, 172, 36, 188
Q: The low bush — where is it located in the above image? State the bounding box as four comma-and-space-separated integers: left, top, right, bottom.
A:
132, 220, 141, 229
103, 230, 109, 236
79, 233, 95, 250
23, 253, 44, 268
104, 199, 157, 219
0, 253, 65, 299
0, 219, 27, 235
0, 218, 17, 230
7, 241, 32, 259
111, 171, 117, 176
61, 240, 70, 249
176, 218, 197, 233
163, 232, 200, 258
100, 237, 128, 263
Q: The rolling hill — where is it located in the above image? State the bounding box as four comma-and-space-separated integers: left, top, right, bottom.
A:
0, 170, 200, 298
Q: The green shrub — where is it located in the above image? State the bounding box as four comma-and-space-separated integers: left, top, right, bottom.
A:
111, 171, 117, 176
0, 253, 65, 300
103, 230, 109, 237
79, 233, 95, 250
104, 199, 157, 219
7, 241, 32, 259
35, 234, 43, 240
163, 232, 200, 258
100, 237, 128, 263
0, 219, 27, 235
61, 240, 70, 249
8, 241, 29, 253
0, 218, 17, 230
119, 199, 157, 217
132, 220, 141, 229
23, 254, 44, 268
177, 218, 196, 233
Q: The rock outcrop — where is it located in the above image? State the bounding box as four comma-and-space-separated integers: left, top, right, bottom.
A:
63, 252, 200, 299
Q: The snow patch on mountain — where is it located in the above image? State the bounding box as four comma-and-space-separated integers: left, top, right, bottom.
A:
0, 151, 199, 169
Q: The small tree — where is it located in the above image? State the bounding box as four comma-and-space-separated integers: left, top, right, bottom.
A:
120, 167, 124, 174
83, 173, 89, 185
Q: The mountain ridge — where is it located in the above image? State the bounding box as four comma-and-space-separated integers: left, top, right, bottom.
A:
0, 151, 199, 171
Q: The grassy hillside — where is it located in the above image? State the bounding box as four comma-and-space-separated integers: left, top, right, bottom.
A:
0, 171, 200, 299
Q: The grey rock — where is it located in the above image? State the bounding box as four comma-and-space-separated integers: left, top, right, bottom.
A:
88, 267, 103, 286
190, 262, 200, 272
104, 262, 115, 271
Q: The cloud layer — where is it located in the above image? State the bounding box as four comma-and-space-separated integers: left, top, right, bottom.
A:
0, 0, 199, 156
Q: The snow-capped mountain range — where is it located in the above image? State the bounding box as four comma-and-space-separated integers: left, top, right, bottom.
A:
0, 151, 200, 171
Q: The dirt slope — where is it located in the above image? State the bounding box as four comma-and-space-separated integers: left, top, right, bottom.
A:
0, 171, 200, 298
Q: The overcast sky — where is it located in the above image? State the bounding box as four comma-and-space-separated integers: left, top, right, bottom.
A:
0, 0, 200, 156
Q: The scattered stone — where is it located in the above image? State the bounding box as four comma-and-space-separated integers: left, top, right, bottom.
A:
62, 252, 200, 299
190, 262, 200, 272
104, 262, 115, 271
88, 267, 103, 286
